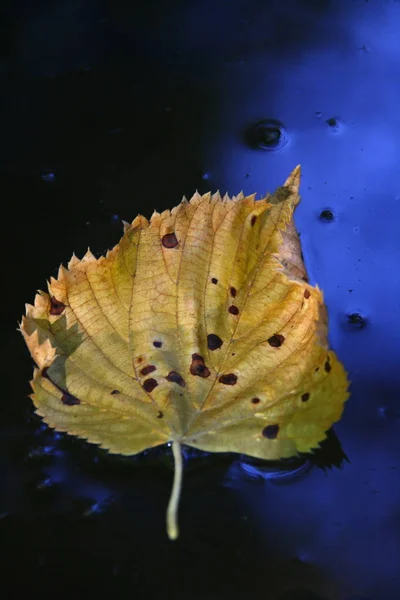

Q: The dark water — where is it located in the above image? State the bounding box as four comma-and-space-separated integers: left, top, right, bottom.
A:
1, 1, 399, 599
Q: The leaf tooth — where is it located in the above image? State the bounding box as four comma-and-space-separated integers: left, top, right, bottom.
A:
47, 273, 67, 304
32, 291, 49, 314
283, 164, 301, 194
68, 253, 80, 269
57, 264, 69, 280
20, 327, 57, 369
24, 303, 35, 318
82, 248, 96, 262
211, 191, 222, 203
150, 211, 163, 228
131, 214, 149, 229
122, 220, 131, 234
188, 190, 203, 205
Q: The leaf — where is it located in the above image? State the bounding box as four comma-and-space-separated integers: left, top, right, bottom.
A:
19, 166, 350, 539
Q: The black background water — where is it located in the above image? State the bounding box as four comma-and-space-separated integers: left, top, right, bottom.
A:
1, 1, 399, 599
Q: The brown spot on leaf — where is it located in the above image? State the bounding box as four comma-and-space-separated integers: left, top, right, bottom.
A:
153, 341, 162, 348
143, 378, 158, 392
267, 333, 285, 347
251, 397, 261, 404
61, 392, 81, 406
262, 424, 279, 439
301, 392, 310, 402
207, 333, 223, 350
137, 357, 144, 363
211, 277, 218, 284
219, 373, 237, 385
161, 232, 179, 248
110, 389, 120, 395
324, 360, 332, 373
250, 215, 257, 226
166, 371, 186, 387
230, 286, 237, 298
190, 353, 211, 378
304, 289, 311, 299
157, 411, 164, 419
315, 367, 319, 372
228, 305, 239, 315
141, 365, 156, 376
49, 296, 65, 316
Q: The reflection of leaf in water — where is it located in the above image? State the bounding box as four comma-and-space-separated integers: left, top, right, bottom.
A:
20, 166, 350, 539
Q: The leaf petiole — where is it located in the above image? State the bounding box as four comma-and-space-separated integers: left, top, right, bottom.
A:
166, 440, 183, 540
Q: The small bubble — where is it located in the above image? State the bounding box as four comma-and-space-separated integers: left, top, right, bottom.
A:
315, 111, 322, 118
347, 312, 367, 329
202, 172, 211, 180
326, 116, 344, 134
245, 119, 289, 151
319, 209, 335, 222
41, 171, 55, 182
112, 214, 119, 221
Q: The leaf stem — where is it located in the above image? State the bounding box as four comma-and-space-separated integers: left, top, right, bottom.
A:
166, 440, 183, 541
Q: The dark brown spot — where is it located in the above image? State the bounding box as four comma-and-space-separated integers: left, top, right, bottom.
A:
302, 276, 308, 282
61, 392, 81, 406
110, 389, 120, 395
315, 367, 319, 372
207, 333, 223, 350
156, 411, 164, 419
262, 424, 279, 439
219, 373, 237, 385
153, 341, 162, 348
228, 305, 239, 315
50, 296, 65, 316
267, 333, 285, 347
230, 286, 237, 298
301, 392, 310, 402
161, 232, 179, 248
211, 277, 218, 284
140, 365, 156, 376
250, 215, 257, 226
251, 397, 261, 404
304, 289, 311, 299
143, 378, 158, 392
137, 357, 144, 363
324, 360, 332, 373
166, 371, 185, 387
190, 353, 211, 378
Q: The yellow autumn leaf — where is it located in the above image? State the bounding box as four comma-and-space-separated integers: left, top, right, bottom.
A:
19, 166, 349, 540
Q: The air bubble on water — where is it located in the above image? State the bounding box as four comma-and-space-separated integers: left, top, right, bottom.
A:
41, 171, 55, 182
245, 119, 289, 152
